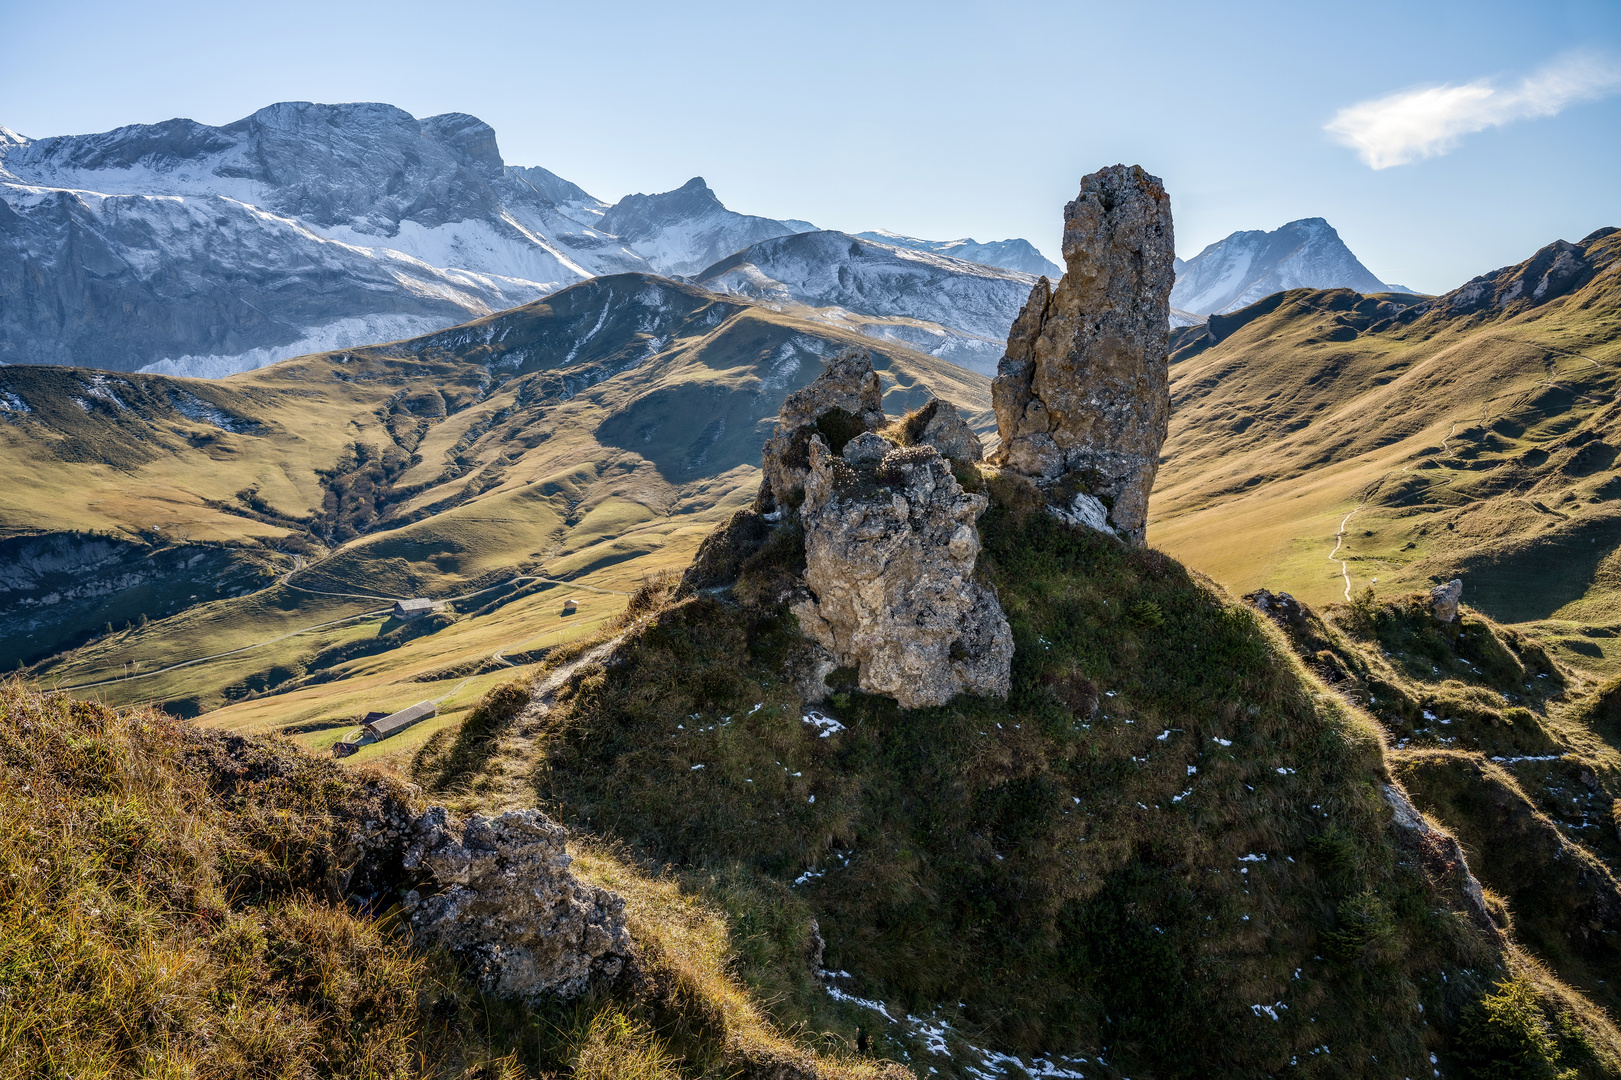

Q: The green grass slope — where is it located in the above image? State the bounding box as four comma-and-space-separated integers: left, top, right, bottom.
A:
422, 473, 1621, 1079
3, 275, 990, 735
1247, 586, 1621, 1023
0, 678, 909, 1080
1152, 228, 1621, 646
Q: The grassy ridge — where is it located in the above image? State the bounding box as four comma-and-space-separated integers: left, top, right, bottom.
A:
4, 275, 991, 734
1152, 230, 1621, 648
1250, 585, 1621, 1029
0, 678, 912, 1079
440, 473, 1619, 1077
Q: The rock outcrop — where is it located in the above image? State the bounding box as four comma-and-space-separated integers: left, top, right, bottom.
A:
896, 397, 984, 466
791, 432, 1012, 709
759, 348, 886, 512
990, 164, 1175, 544
402, 807, 631, 1002
1430, 579, 1463, 623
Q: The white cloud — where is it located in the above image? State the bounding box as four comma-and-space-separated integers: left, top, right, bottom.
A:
1326, 52, 1621, 169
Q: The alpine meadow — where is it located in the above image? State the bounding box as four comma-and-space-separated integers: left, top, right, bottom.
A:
3, 6, 1621, 1077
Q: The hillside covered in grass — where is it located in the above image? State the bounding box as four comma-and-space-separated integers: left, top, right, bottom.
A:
1153, 228, 1621, 652
2, 274, 989, 749
1250, 584, 1621, 1027
415, 466, 1621, 1078
0, 678, 910, 1080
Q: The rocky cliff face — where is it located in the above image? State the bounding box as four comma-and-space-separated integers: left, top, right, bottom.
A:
0, 532, 279, 667
991, 165, 1176, 545
791, 432, 1011, 709
402, 807, 632, 1002
0, 102, 649, 374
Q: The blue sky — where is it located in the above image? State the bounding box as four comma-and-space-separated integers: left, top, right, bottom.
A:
2, 0, 1617, 293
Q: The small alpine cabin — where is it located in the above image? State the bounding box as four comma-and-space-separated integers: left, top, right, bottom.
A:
562, 598, 579, 615
364, 701, 437, 740
393, 598, 433, 620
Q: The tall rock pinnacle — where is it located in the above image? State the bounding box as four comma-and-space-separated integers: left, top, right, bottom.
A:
990, 164, 1175, 545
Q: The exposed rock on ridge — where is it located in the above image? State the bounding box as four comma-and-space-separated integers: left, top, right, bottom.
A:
759, 347, 886, 512
895, 397, 983, 467
991, 164, 1175, 545
791, 432, 1012, 709
402, 807, 632, 1002
751, 348, 1010, 708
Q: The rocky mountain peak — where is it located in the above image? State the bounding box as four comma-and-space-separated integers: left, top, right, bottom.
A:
1171, 215, 1387, 316
599, 176, 724, 237
419, 111, 505, 176
991, 163, 1176, 544
597, 176, 812, 277
1424, 227, 1619, 321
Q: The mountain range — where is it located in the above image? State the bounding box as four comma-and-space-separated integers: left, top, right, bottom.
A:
1, 102, 1419, 383
7, 221, 1621, 1079
8, 99, 1621, 1076
0, 103, 1067, 379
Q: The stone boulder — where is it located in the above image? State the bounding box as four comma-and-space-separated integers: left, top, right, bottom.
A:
1431, 579, 1463, 623
790, 433, 1012, 709
760, 347, 886, 511
990, 164, 1175, 544
895, 397, 983, 467
402, 807, 631, 1002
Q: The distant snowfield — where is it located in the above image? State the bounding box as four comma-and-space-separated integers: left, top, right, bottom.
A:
138, 314, 455, 378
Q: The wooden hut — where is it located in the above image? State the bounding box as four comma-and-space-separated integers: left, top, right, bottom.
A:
363, 701, 437, 741
393, 598, 434, 620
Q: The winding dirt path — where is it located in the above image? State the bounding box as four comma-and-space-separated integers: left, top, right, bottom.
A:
1328, 341, 1615, 600
478, 635, 629, 811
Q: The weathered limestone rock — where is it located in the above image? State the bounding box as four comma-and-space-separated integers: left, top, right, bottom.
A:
896, 397, 983, 467
1431, 579, 1464, 623
791, 434, 1012, 709
760, 347, 886, 511
990, 164, 1175, 544
402, 807, 631, 1002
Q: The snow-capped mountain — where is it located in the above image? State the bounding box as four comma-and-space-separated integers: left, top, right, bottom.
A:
0, 101, 1074, 380
0, 180, 541, 375
1170, 218, 1390, 315
0, 102, 654, 374
854, 230, 1061, 278
597, 177, 815, 278
693, 230, 1038, 375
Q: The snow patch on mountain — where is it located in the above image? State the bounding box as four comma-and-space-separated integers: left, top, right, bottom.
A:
695, 231, 1037, 375
139, 314, 452, 378
855, 230, 1061, 278
1171, 218, 1389, 315
0, 179, 543, 373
